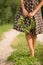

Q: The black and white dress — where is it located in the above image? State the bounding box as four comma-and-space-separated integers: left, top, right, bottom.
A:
13, 0, 43, 35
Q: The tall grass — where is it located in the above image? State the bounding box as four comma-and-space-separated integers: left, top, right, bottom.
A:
7, 33, 43, 65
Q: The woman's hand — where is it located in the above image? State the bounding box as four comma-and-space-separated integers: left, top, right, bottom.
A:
21, 0, 29, 17
28, 12, 34, 18
23, 8, 28, 17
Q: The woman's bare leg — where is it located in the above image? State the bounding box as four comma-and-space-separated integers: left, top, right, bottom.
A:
25, 33, 34, 57
32, 34, 37, 48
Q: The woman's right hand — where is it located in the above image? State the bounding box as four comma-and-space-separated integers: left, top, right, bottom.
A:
23, 8, 28, 17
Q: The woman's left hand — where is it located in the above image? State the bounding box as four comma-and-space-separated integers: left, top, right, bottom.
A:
28, 12, 34, 18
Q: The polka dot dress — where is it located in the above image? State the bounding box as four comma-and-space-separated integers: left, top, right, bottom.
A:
13, 0, 43, 35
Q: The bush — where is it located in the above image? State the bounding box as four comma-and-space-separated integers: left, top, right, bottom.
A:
0, 0, 20, 24
7, 47, 41, 65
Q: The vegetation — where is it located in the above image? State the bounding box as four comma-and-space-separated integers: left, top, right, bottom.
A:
7, 33, 43, 65
18, 16, 36, 33
0, 23, 13, 40
0, 0, 20, 24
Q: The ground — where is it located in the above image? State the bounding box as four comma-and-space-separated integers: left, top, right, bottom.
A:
0, 29, 20, 65
0, 29, 43, 65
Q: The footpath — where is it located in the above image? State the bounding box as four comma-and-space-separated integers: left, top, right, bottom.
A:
0, 29, 20, 65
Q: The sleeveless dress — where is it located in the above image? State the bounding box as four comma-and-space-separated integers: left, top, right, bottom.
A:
13, 0, 43, 35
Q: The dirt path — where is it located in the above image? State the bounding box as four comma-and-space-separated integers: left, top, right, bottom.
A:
0, 29, 20, 65
37, 34, 43, 43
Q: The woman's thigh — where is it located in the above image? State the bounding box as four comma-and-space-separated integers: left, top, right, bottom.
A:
25, 32, 37, 40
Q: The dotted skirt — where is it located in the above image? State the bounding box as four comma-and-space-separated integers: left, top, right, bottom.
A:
13, 0, 43, 35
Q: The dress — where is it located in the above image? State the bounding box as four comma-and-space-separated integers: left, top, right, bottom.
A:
13, 0, 43, 35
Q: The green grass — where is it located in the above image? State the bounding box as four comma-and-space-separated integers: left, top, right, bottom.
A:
0, 23, 13, 40
7, 33, 43, 65
11, 33, 28, 49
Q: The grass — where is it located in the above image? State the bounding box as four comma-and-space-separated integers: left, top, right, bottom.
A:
7, 33, 43, 65
0, 23, 13, 40
11, 33, 28, 49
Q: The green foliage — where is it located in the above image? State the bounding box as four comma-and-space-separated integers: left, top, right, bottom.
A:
18, 16, 36, 33
7, 33, 43, 65
7, 47, 41, 65
11, 33, 28, 49
35, 44, 43, 65
0, 0, 20, 24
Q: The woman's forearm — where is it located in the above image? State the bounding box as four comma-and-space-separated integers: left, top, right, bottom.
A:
33, 0, 43, 15
20, 0, 29, 16
20, 0, 25, 9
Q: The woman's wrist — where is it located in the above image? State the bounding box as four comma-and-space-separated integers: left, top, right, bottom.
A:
32, 0, 43, 16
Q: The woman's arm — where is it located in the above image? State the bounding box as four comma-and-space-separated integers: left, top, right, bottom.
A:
28, 0, 43, 18
32, 0, 43, 16
20, 0, 25, 10
20, 0, 28, 17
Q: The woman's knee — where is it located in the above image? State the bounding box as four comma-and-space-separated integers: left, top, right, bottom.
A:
25, 33, 32, 39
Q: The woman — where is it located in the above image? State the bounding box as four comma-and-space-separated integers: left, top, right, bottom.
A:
13, 0, 43, 57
